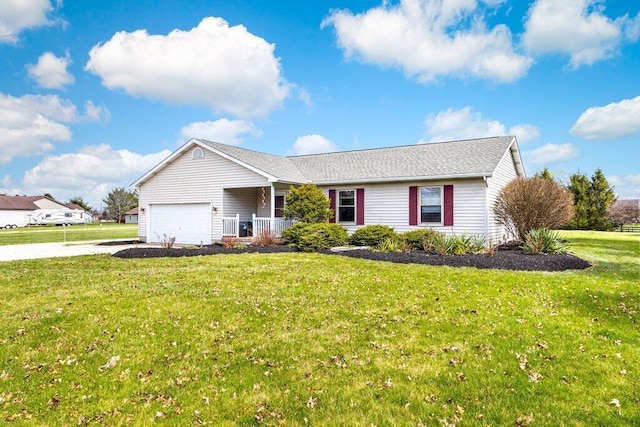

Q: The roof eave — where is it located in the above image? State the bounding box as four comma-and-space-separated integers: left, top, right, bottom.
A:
312, 172, 492, 186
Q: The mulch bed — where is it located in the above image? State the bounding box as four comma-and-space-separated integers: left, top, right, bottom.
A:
111, 243, 591, 272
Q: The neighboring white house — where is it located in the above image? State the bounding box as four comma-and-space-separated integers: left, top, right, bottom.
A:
0, 195, 91, 227
124, 207, 139, 224
132, 136, 525, 246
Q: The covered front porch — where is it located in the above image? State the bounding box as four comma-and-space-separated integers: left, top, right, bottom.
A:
220, 185, 294, 238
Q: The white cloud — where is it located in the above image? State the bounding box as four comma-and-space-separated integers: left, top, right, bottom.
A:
297, 87, 312, 108
522, 0, 631, 68
178, 119, 263, 146
322, 0, 532, 82
608, 174, 640, 199
288, 134, 339, 156
421, 107, 540, 143
21, 144, 171, 208
570, 95, 640, 140
0, 92, 110, 165
0, 0, 54, 44
621, 12, 640, 42
83, 100, 111, 123
509, 124, 541, 145
523, 143, 578, 164
27, 51, 75, 89
85, 17, 290, 118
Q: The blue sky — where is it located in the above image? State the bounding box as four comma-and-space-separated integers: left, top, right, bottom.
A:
1, 0, 639, 208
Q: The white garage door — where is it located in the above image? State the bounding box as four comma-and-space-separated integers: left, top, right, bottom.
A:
149, 203, 212, 245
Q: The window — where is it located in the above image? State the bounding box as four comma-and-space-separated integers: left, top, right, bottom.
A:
338, 190, 355, 222
192, 147, 204, 160
420, 186, 442, 223
64, 212, 72, 218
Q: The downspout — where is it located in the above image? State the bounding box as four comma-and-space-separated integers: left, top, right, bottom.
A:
483, 176, 490, 247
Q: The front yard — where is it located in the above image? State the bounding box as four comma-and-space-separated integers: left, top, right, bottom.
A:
0, 231, 638, 425
0, 223, 137, 245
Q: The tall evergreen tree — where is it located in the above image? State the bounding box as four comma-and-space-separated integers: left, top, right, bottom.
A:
567, 172, 590, 229
567, 169, 616, 230
68, 196, 93, 212
534, 167, 554, 180
588, 168, 616, 230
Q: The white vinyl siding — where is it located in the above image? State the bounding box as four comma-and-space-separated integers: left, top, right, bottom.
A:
138, 148, 270, 242
224, 188, 257, 222
323, 179, 486, 236
486, 147, 520, 244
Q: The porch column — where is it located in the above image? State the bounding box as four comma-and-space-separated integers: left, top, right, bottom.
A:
270, 184, 276, 231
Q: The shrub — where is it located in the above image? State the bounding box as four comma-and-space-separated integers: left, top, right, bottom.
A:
377, 236, 409, 253
156, 232, 176, 249
430, 233, 486, 255
221, 236, 242, 248
252, 229, 281, 246
281, 222, 312, 246
349, 225, 397, 248
402, 228, 441, 251
493, 177, 575, 242
521, 228, 567, 254
296, 223, 348, 252
282, 184, 333, 223
433, 233, 448, 255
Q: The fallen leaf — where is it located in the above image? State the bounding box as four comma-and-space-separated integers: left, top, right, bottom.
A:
98, 355, 120, 372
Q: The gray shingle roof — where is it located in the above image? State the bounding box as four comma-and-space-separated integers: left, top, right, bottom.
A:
198, 136, 517, 184
197, 139, 309, 183
288, 136, 516, 183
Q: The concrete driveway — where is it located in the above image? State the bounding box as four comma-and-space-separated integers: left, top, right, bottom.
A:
0, 240, 150, 262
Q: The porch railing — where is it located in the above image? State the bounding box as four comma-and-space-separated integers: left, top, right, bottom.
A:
252, 214, 294, 237
222, 214, 240, 237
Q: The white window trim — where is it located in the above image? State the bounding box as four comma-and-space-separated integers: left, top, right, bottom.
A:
337, 189, 356, 224
419, 185, 444, 226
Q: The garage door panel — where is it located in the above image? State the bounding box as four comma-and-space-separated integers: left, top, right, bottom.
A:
149, 203, 211, 245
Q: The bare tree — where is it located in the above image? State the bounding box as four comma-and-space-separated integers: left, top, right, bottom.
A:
494, 177, 575, 241
102, 188, 138, 223
608, 199, 640, 228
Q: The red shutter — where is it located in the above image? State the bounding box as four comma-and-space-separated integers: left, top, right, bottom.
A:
444, 185, 454, 226
328, 189, 336, 223
409, 186, 418, 226
356, 188, 365, 225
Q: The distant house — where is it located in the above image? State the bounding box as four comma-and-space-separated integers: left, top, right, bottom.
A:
124, 207, 139, 224
0, 195, 91, 227
0, 196, 40, 228
132, 136, 525, 245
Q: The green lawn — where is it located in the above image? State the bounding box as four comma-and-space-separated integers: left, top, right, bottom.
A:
0, 231, 638, 425
0, 223, 137, 245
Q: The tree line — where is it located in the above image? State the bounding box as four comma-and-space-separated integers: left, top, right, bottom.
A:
533, 167, 638, 230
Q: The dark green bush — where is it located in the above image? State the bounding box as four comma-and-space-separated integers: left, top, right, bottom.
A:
281, 222, 312, 247
401, 228, 442, 251
296, 223, 348, 252
348, 225, 397, 248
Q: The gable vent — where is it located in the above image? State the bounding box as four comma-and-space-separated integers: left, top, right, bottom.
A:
192, 147, 205, 160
